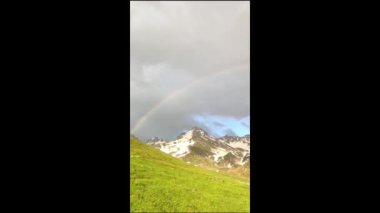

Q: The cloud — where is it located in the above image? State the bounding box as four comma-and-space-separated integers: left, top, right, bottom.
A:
213, 121, 225, 127
223, 129, 237, 137
130, 1, 250, 140
192, 114, 250, 138
242, 122, 250, 129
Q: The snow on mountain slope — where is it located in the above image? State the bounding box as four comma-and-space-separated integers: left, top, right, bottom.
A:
147, 130, 196, 158
145, 127, 250, 170
221, 135, 250, 151
211, 147, 229, 162
228, 141, 250, 151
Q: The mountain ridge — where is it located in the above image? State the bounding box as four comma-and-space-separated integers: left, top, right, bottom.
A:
145, 127, 250, 176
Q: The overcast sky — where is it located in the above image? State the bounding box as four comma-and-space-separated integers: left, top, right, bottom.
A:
131, 1, 250, 141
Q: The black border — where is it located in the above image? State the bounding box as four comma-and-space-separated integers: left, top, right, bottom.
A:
125, 1, 131, 212
251, 0, 256, 212
17, 0, 361, 212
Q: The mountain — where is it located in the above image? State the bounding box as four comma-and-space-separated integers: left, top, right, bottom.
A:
145, 127, 250, 176
130, 134, 140, 141
146, 136, 165, 143
130, 136, 250, 212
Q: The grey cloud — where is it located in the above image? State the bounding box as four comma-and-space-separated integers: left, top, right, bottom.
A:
213, 122, 225, 127
131, 1, 250, 140
223, 129, 237, 137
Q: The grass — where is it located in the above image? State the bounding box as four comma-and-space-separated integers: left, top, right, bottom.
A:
130, 137, 250, 212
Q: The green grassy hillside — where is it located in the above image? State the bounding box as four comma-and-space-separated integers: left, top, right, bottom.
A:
130, 137, 250, 212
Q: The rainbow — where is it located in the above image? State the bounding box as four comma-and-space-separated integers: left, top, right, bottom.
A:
131, 61, 250, 135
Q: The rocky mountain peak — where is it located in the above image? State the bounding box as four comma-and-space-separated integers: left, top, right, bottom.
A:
191, 126, 206, 132
191, 127, 208, 137
176, 127, 208, 140
221, 134, 250, 143
146, 136, 165, 143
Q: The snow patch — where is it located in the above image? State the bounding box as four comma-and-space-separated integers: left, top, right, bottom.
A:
228, 141, 250, 152
156, 130, 195, 158
211, 147, 229, 162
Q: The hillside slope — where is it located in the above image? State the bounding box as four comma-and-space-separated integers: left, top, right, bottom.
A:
130, 137, 250, 212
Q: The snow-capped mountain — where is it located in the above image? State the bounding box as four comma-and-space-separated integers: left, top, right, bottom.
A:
146, 136, 166, 143
145, 127, 250, 170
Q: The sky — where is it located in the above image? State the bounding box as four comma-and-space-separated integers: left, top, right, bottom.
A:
130, 1, 250, 141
